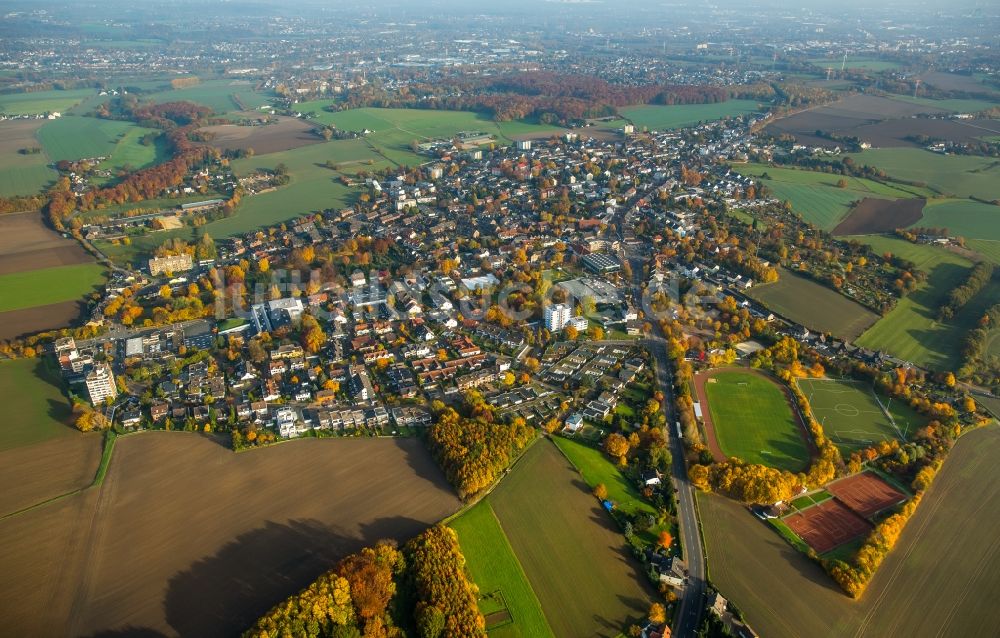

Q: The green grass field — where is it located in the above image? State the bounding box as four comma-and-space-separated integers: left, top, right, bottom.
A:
0, 358, 74, 452
487, 440, 652, 637
748, 267, 881, 340
967, 239, 1000, 264
0, 89, 97, 115
912, 199, 1000, 241
0, 162, 54, 198
94, 138, 369, 262
703, 370, 809, 472
552, 436, 656, 519
619, 100, 764, 131
450, 501, 555, 638
854, 236, 992, 370
733, 163, 931, 229
36, 116, 144, 161
294, 106, 563, 167
0, 263, 105, 312
698, 424, 1000, 638
846, 148, 1000, 201
143, 79, 272, 115
0, 120, 55, 197
796, 378, 922, 453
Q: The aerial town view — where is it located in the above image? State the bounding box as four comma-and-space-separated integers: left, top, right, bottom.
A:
1, 0, 999, 636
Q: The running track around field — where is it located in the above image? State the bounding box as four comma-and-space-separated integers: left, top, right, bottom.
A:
692, 367, 817, 464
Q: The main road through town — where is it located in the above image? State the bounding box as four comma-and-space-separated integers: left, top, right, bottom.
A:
627, 251, 706, 636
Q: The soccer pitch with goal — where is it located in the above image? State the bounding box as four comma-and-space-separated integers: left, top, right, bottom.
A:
796, 378, 923, 453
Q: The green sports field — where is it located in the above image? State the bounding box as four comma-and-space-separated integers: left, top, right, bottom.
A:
796, 378, 921, 453
450, 501, 554, 638
620, 100, 763, 131
703, 370, 809, 472
733, 163, 931, 230
0, 263, 105, 313
748, 267, 881, 340
487, 440, 653, 637
854, 236, 995, 370
0, 358, 74, 452
845, 148, 1000, 201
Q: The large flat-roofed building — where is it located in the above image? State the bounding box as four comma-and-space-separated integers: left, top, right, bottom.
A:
581, 252, 622, 274
85, 363, 118, 405
148, 253, 193, 276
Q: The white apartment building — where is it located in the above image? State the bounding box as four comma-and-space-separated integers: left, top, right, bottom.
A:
85, 363, 118, 405
544, 303, 572, 331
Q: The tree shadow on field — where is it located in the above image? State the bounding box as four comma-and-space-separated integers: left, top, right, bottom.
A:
81, 628, 168, 638
391, 436, 453, 489
752, 518, 844, 595
162, 516, 431, 637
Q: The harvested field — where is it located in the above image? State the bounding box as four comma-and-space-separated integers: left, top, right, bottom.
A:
489, 439, 653, 638
0, 432, 101, 516
0, 358, 103, 515
920, 71, 1000, 96
0, 300, 87, 340
765, 94, 953, 149
0, 211, 92, 275
827, 471, 906, 518
849, 117, 1000, 148
0, 434, 461, 637
0, 212, 97, 338
832, 197, 925, 235
699, 424, 1000, 638
200, 116, 323, 154
784, 499, 873, 554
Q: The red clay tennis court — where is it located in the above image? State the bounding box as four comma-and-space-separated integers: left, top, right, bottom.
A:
784, 499, 873, 554
828, 471, 906, 518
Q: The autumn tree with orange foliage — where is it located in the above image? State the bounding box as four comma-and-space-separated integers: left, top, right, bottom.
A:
427, 398, 534, 499
406, 526, 487, 638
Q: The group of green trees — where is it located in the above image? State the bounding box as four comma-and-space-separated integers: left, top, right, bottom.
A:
244, 526, 485, 638
959, 301, 1000, 382
938, 261, 993, 320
